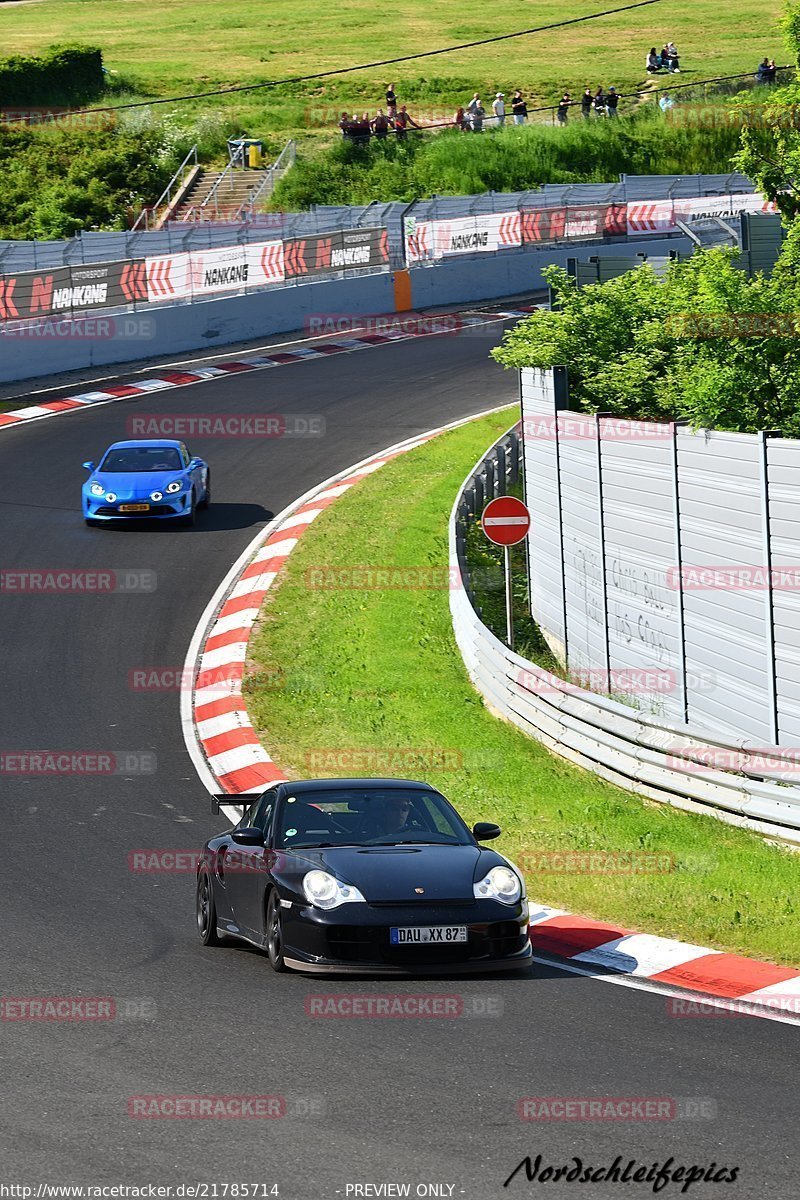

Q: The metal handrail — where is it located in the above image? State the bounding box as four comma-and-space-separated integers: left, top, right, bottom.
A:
193, 141, 247, 220
132, 144, 197, 231
230, 139, 297, 222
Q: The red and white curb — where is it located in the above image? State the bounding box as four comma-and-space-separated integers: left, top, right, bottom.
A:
180, 410, 800, 1023
0, 312, 514, 437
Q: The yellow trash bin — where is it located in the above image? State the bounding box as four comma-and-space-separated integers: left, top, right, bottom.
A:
248, 143, 263, 169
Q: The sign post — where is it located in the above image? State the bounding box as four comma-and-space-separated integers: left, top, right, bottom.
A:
481, 496, 531, 651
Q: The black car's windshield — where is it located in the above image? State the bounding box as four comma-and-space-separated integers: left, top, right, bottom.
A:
100, 447, 183, 473
275, 788, 471, 850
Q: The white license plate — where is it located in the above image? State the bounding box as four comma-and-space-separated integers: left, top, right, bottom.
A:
390, 925, 468, 945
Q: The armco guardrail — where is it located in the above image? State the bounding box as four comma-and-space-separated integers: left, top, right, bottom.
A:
450, 429, 800, 845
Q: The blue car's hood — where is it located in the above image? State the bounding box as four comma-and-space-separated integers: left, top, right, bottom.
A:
285, 843, 503, 903
87, 470, 185, 498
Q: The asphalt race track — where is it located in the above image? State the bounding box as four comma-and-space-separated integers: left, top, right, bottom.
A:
0, 325, 796, 1199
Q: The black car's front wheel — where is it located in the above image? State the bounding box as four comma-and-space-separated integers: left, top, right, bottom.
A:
196, 867, 222, 946
266, 890, 287, 972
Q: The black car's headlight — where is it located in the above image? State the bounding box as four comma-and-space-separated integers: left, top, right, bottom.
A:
302, 869, 365, 910
473, 866, 522, 905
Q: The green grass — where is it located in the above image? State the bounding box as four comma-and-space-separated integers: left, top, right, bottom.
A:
270, 106, 758, 208
0, 0, 785, 155
244, 407, 800, 967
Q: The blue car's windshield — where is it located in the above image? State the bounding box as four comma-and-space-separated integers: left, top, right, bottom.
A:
100, 447, 183, 473
275, 788, 472, 850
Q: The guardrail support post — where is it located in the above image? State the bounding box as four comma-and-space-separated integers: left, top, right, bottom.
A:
760, 429, 781, 744
596, 412, 612, 683
670, 421, 690, 725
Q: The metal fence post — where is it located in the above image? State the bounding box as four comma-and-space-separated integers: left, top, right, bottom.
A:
596, 411, 612, 683
670, 420, 689, 724
759, 429, 781, 744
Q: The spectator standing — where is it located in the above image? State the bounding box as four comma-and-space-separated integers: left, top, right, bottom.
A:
659, 92, 675, 114
469, 101, 486, 133
492, 92, 506, 127
386, 84, 398, 119
756, 57, 770, 83
467, 92, 481, 116
454, 105, 466, 131
605, 86, 619, 117
511, 90, 528, 124
593, 86, 606, 116
394, 105, 419, 140
557, 92, 571, 125
371, 109, 390, 139
767, 59, 778, 83
338, 111, 353, 141
355, 111, 371, 145
581, 87, 593, 119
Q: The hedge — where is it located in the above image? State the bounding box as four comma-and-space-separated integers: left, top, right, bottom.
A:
0, 45, 104, 107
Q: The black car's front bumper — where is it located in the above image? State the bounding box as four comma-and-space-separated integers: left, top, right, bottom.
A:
282, 899, 532, 974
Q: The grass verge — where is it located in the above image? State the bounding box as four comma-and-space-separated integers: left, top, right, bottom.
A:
245, 407, 800, 966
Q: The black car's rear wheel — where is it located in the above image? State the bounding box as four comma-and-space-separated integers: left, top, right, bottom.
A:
196, 867, 222, 946
266, 890, 287, 972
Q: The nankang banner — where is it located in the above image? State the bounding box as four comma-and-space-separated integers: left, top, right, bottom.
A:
405, 213, 521, 262
283, 228, 388, 278
0, 260, 145, 320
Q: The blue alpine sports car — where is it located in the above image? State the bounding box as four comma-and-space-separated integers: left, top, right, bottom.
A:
82, 439, 210, 526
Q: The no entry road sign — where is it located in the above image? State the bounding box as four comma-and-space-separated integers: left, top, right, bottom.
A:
481, 496, 531, 546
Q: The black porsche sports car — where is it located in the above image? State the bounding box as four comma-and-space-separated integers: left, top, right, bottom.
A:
196, 778, 532, 974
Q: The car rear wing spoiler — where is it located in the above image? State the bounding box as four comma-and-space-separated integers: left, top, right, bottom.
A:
211, 792, 246, 813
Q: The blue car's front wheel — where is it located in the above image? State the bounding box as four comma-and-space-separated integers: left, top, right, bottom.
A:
84, 516, 100, 527
182, 489, 197, 527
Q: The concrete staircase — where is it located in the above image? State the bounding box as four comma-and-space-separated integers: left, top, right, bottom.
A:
174, 167, 269, 222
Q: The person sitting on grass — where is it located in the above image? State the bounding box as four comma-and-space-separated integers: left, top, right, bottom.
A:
666, 41, 680, 71
646, 47, 661, 73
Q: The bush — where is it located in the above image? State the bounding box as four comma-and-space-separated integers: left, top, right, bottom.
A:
0, 44, 104, 107
271, 107, 761, 209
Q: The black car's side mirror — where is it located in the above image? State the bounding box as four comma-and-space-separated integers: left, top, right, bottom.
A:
473, 821, 502, 841
82, 461, 95, 471
231, 827, 264, 846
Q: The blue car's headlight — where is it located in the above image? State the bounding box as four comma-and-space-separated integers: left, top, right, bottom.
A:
105, 492, 117, 503
89, 482, 104, 497
150, 491, 163, 502
166, 480, 183, 494
473, 866, 522, 905
302, 870, 365, 910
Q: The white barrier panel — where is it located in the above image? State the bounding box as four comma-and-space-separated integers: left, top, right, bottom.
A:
451, 434, 800, 843
406, 212, 521, 262
146, 240, 285, 302
627, 192, 773, 235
